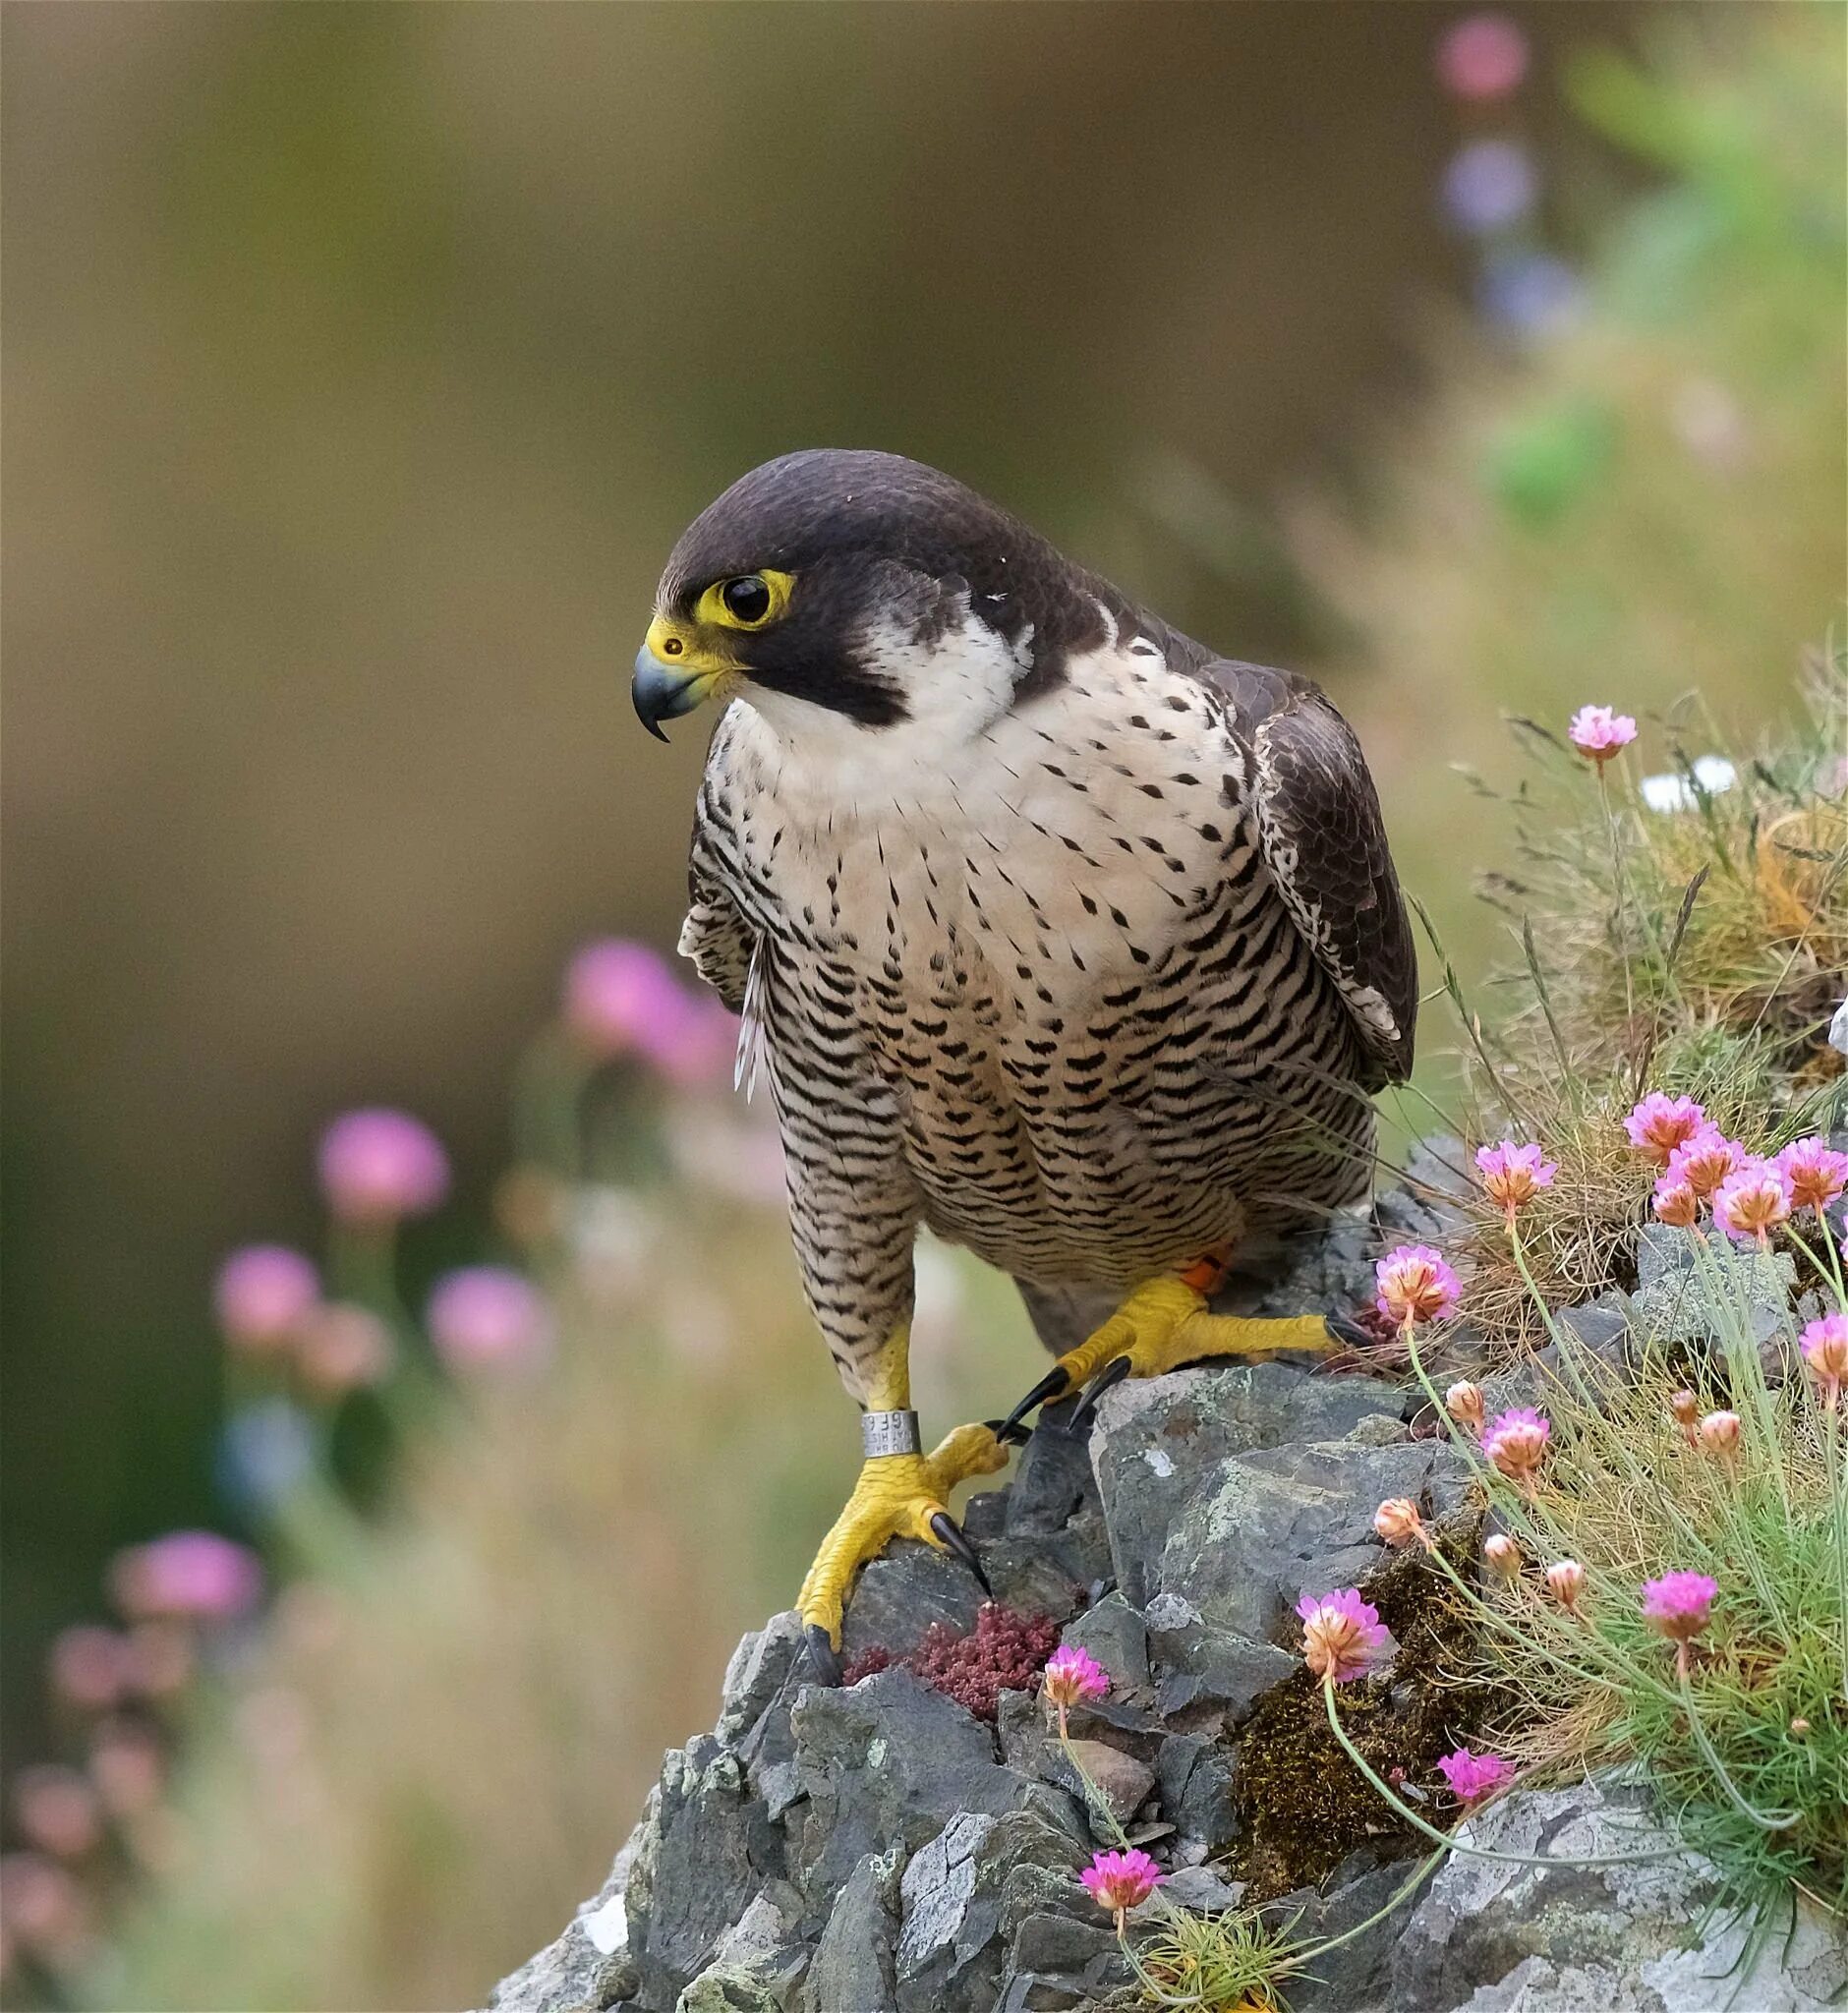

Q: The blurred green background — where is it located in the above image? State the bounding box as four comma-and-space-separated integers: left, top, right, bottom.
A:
4, 2, 1842, 2006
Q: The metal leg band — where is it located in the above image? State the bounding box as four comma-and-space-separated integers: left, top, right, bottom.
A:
861, 1409, 923, 1459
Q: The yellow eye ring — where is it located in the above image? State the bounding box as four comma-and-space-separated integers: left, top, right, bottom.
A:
696, 569, 793, 631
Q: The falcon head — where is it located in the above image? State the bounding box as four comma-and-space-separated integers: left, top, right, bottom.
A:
632, 449, 1122, 744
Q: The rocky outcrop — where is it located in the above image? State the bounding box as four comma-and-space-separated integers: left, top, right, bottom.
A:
488, 1149, 1845, 2012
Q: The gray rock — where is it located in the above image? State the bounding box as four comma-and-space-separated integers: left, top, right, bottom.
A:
1154, 1732, 1241, 1859
803, 1852, 898, 2013
1089, 1362, 1406, 1608
789, 1670, 1029, 1906
1057, 1740, 1155, 1830
490, 1813, 651, 2012
676, 1887, 807, 2013
717, 1614, 805, 1751
1147, 1620, 1296, 1725
1394, 1779, 1848, 2012
627, 1737, 786, 2008
1058, 1592, 1149, 1698
1135, 1430, 1468, 1640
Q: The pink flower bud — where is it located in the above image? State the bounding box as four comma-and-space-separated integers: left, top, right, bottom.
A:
1041, 1644, 1111, 1713
426, 1267, 552, 1376
1698, 1409, 1741, 1460
1544, 1559, 1585, 1612
1445, 1381, 1486, 1434
1373, 1498, 1427, 1548
109, 1531, 262, 1624
1642, 1570, 1717, 1644
1800, 1312, 1848, 1407
1482, 1408, 1550, 1485
1483, 1533, 1521, 1579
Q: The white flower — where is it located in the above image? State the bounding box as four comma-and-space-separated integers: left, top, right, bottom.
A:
1640, 756, 1737, 814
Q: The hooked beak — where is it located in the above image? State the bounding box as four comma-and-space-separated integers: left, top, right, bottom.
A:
631, 643, 712, 743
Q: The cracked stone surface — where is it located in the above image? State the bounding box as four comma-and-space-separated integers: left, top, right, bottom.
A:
488, 1165, 1845, 2013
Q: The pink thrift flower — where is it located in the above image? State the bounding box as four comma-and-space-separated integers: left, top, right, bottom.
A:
1643, 1571, 1718, 1648
1481, 1408, 1550, 1485
1435, 1746, 1514, 1807
87, 1724, 165, 1820
1651, 1170, 1700, 1229
1296, 1587, 1394, 1685
318, 1109, 449, 1226
1666, 1126, 1746, 1200
1712, 1161, 1791, 1243
1777, 1137, 1848, 1214
1568, 705, 1638, 764
1624, 1093, 1706, 1167
1079, 1847, 1166, 1920
1474, 1140, 1557, 1217
651, 992, 743, 1090
563, 939, 691, 1062
426, 1267, 552, 1376
110, 1532, 262, 1623
213, 1245, 319, 1353
1800, 1312, 1848, 1406
1042, 1643, 1110, 1714
1544, 1559, 1586, 1613
1435, 13, 1529, 100
1374, 1245, 1462, 1328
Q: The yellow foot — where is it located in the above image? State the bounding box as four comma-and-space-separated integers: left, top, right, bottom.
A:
796, 1423, 1010, 1666
1003, 1278, 1348, 1438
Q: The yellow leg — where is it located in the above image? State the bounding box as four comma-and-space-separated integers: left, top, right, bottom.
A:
796, 1323, 1010, 1657
1004, 1277, 1341, 1437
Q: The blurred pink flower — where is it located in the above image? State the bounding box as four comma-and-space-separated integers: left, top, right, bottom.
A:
295, 1302, 394, 1398
1712, 1161, 1791, 1243
1669, 1388, 1701, 1445
1800, 1312, 1848, 1406
1435, 1746, 1513, 1806
426, 1266, 552, 1375
47, 1626, 134, 1714
1079, 1846, 1166, 1921
87, 1721, 165, 1819
1643, 1571, 1717, 1647
110, 1531, 262, 1624
1544, 1559, 1585, 1613
1374, 1244, 1461, 1327
1568, 705, 1638, 764
317, 1109, 449, 1225
213, 1245, 319, 1352
563, 939, 690, 1060
1624, 1093, 1706, 1167
1777, 1137, 1848, 1214
1667, 1126, 1746, 1200
1435, 12, 1529, 100
1482, 1407, 1550, 1485
0, 1852, 86, 1954
11, 1768, 102, 1862
1297, 1587, 1394, 1684
1474, 1140, 1556, 1217
651, 993, 743, 1090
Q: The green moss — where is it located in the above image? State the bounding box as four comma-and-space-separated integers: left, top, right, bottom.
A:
1231, 1539, 1499, 1898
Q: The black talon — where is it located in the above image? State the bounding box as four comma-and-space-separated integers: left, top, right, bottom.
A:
986, 1415, 1032, 1447
1326, 1311, 1375, 1351
1001, 1366, 1071, 1439
801, 1622, 842, 1687
1069, 1354, 1134, 1434
929, 1511, 992, 1597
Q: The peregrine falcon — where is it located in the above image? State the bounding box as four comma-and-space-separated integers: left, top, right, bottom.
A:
633, 449, 1416, 1672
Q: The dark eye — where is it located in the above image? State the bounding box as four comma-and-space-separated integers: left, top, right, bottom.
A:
721, 574, 773, 624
